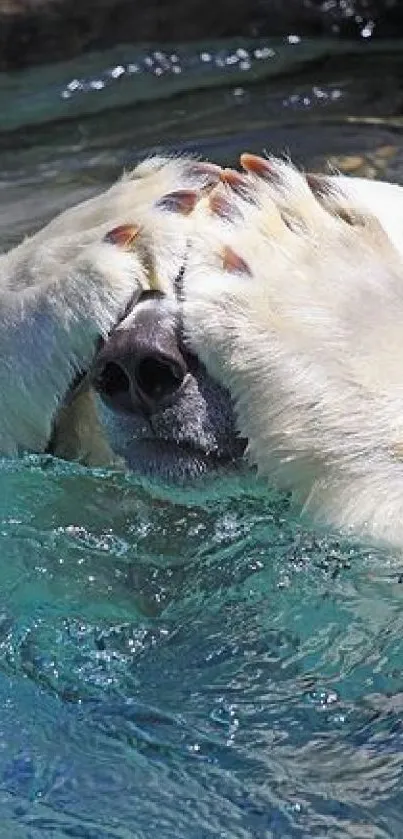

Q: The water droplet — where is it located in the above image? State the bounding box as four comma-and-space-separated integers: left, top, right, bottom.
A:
313, 86, 327, 100
254, 46, 275, 59
90, 80, 105, 91
110, 64, 125, 79
67, 79, 81, 92
361, 21, 374, 38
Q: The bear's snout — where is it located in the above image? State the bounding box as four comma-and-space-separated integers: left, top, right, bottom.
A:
93, 292, 188, 416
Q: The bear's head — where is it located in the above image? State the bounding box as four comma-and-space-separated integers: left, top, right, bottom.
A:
0, 155, 245, 482
47, 288, 245, 482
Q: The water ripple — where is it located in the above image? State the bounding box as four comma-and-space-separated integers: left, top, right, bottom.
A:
0, 37, 401, 133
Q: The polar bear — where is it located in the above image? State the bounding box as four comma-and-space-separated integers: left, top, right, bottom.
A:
3, 152, 403, 549
181, 154, 403, 549
0, 157, 243, 480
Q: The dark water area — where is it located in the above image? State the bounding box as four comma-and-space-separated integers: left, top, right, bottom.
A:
2, 37, 403, 245
1, 37, 403, 838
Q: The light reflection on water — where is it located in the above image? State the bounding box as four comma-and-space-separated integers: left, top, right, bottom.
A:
1, 38, 403, 837
0, 456, 403, 838
0, 37, 362, 132
1, 38, 403, 248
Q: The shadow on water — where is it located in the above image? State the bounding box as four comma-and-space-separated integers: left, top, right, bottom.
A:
1, 37, 403, 838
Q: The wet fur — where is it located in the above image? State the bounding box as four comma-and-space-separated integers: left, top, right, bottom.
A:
0, 157, 213, 454
183, 157, 403, 549
2, 152, 403, 548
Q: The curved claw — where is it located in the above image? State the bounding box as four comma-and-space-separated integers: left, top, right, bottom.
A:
240, 153, 279, 182
222, 245, 252, 276
305, 172, 330, 197
104, 224, 140, 249
220, 168, 250, 193
155, 189, 200, 215
185, 161, 222, 185
209, 190, 243, 221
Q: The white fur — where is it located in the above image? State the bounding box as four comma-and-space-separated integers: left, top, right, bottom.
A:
182, 159, 403, 550
0, 156, 205, 453
4, 151, 403, 551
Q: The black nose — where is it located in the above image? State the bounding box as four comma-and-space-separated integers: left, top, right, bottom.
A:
97, 352, 186, 408
93, 294, 188, 413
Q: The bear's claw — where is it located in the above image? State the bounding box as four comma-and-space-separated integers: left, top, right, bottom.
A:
221, 246, 252, 275
240, 152, 278, 182
220, 168, 251, 197
104, 224, 140, 248
155, 189, 200, 215
208, 189, 244, 221
184, 160, 222, 184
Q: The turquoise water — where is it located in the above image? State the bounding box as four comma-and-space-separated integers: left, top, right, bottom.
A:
1, 458, 402, 838
2, 38, 403, 838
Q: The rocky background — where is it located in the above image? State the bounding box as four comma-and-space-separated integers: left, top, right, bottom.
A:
0, 0, 402, 71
